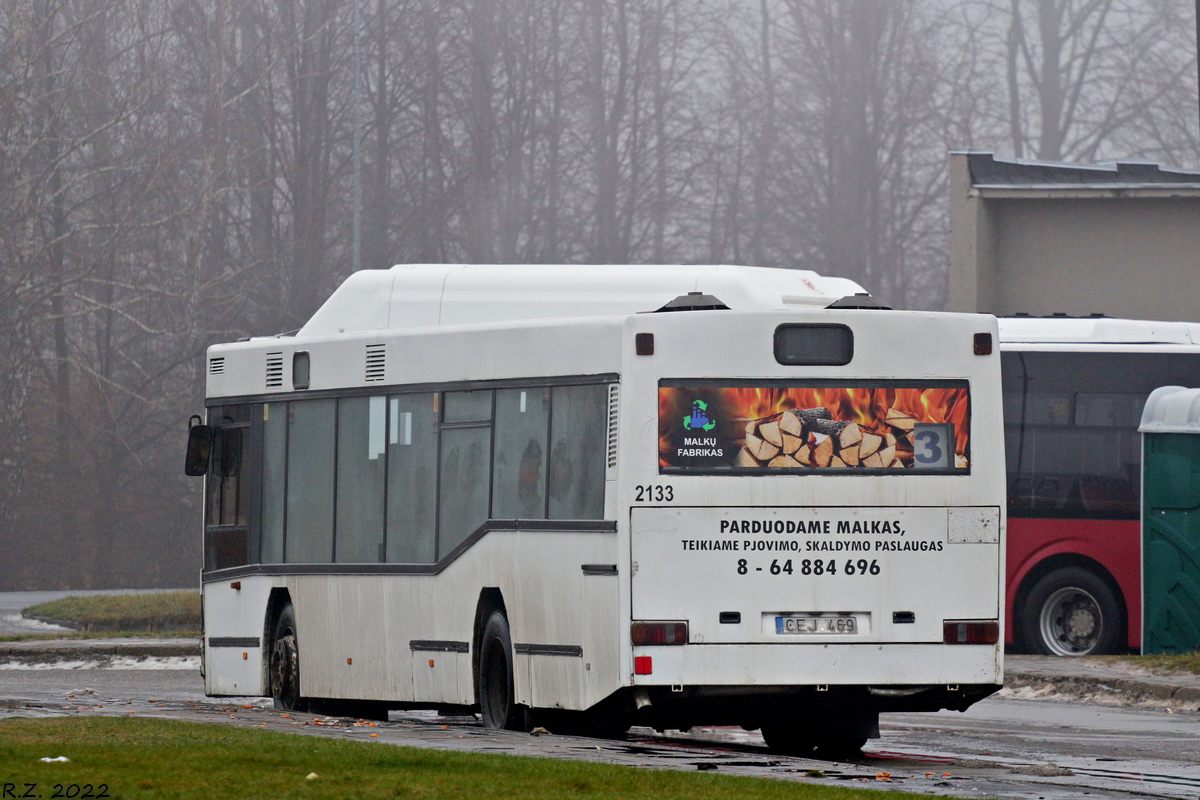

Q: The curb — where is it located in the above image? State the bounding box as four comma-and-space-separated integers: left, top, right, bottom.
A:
0, 639, 200, 666
1005, 669, 1200, 709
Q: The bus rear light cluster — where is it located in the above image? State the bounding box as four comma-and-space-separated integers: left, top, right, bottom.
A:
943, 620, 1000, 644
631, 621, 688, 646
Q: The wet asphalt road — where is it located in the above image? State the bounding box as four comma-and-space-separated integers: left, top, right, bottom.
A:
3, 666, 1199, 799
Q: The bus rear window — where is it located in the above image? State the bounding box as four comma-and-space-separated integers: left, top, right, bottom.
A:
774, 324, 853, 366
659, 381, 969, 474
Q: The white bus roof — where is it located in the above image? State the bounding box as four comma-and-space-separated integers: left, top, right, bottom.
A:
296, 264, 866, 337
1139, 386, 1200, 433
998, 316, 1200, 345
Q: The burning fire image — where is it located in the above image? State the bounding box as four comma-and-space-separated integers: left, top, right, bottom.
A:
659, 384, 969, 471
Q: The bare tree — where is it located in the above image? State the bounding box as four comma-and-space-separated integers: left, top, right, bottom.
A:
758, 1, 952, 305
960, 0, 1196, 162
1, 0, 1196, 589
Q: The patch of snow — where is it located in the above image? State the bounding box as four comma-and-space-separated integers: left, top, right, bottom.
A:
2, 614, 72, 632
0, 656, 200, 671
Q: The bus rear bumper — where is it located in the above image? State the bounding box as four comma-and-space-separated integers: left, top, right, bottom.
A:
630, 642, 1003, 689
589, 644, 1002, 728
590, 681, 1000, 731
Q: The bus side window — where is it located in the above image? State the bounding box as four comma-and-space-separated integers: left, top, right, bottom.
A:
386, 393, 438, 563
549, 384, 607, 520
335, 396, 387, 562
285, 399, 336, 563
261, 403, 286, 564
493, 388, 549, 519
438, 391, 493, 558
204, 405, 253, 571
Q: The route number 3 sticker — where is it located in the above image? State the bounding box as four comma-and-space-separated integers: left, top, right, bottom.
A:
911, 423, 954, 469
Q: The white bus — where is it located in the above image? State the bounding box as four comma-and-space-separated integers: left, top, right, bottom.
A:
186, 264, 1004, 756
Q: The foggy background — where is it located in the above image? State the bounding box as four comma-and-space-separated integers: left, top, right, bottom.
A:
1, 0, 1196, 590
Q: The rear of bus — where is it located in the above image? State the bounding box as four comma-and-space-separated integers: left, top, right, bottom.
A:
619, 306, 1004, 753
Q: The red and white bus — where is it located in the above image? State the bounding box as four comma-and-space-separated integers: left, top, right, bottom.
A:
999, 316, 1200, 655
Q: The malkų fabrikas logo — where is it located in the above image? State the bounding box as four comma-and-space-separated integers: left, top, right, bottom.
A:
678, 399, 724, 458
683, 400, 717, 431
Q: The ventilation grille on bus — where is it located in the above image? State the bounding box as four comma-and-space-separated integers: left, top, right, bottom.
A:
365, 344, 386, 382
207, 357, 225, 376
265, 353, 283, 388
606, 384, 620, 469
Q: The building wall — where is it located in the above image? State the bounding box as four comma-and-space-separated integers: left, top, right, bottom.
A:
947, 152, 1200, 321
990, 198, 1200, 319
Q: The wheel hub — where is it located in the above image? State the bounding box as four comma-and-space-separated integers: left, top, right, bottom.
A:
1065, 606, 1097, 639
272, 633, 298, 704
1040, 587, 1103, 656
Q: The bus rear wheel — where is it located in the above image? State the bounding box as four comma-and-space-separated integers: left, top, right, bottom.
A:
761, 710, 874, 759
760, 722, 816, 757
1021, 567, 1122, 656
478, 611, 525, 730
270, 604, 308, 711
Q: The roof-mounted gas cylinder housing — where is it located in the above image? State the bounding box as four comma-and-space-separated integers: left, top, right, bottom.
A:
296, 264, 867, 337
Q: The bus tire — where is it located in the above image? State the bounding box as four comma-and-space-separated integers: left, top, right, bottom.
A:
588, 716, 633, 739
814, 735, 869, 759
760, 722, 816, 757
269, 604, 308, 711
1022, 567, 1122, 656
478, 610, 523, 730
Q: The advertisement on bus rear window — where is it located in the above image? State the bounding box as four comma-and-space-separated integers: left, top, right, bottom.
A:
659, 381, 970, 473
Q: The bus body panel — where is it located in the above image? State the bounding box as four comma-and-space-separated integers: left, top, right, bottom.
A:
205, 529, 621, 710
631, 643, 1001, 687
205, 317, 625, 401
618, 310, 1007, 514
632, 506, 999, 647
614, 309, 1005, 689
203, 576, 274, 696
1004, 517, 1141, 647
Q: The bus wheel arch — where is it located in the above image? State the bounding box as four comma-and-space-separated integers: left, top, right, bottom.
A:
472, 590, 527, 731
476, 608, 526, 730
262, 589, 291, 696
1015, 556, 1125, 656
267, 593, 308, 711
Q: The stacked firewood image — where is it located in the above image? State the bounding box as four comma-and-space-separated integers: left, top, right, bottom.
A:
736, 406, 918, 469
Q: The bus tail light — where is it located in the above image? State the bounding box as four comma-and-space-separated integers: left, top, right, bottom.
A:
943, 620, 999, 644
631, 621, 688, 646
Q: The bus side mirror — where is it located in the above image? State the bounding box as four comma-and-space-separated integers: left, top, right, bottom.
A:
185, 418, 214, 476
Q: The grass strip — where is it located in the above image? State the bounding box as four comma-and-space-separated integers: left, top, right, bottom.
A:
0, 717, 917, 799
1097, 652, 1200, 675
22, 592, 201, 633
0, 631, 200, 643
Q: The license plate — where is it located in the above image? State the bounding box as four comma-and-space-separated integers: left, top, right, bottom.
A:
775, 614, 858, 635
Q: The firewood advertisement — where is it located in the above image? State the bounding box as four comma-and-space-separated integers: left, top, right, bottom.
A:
659, 382, 970, 472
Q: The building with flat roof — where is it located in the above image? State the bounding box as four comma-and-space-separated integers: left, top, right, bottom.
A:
947, 151, 1200, 321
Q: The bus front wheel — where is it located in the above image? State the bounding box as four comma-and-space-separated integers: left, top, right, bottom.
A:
270, 604, 308, 711
478, 611, 525, 730
1021, 567, 1122, 656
